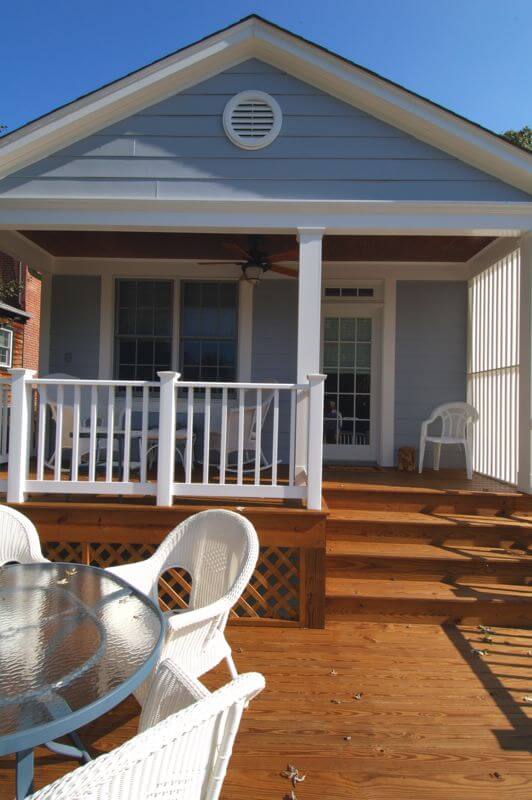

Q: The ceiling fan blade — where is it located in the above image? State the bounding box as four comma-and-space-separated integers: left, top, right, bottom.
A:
200, 260, 245, 265
269, 249, 299, 262
222, 242, 251, 259
270, 265, 298, 278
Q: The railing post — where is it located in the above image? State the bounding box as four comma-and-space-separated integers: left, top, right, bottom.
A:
156, 371, 179, 506
306, 373, 326, 510
7, 368, 35, 503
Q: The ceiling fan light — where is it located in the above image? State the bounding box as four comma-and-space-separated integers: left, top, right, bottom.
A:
242, 264, 264, 285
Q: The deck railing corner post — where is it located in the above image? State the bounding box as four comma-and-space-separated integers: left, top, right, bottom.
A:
7, 368, 36, 503
156, 371, 179, 506
306, 373, 326, 511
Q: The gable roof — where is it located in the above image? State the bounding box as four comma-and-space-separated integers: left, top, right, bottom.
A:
1, 14, 531, 195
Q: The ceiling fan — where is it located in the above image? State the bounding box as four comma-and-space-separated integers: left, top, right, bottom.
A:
201, 235, 298, 283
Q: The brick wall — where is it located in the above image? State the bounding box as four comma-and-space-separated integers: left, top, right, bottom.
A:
21, 267, 41, 371
0, 252, 41, 373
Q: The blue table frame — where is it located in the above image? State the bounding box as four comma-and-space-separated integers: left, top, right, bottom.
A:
0, 563, 165, 799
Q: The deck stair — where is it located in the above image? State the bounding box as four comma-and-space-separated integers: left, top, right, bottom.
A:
325, 475, 532, 626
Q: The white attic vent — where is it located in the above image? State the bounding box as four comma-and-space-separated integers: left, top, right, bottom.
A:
223, 91, 282, 150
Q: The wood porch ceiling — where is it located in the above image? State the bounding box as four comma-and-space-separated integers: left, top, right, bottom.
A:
19, 231, 495, 262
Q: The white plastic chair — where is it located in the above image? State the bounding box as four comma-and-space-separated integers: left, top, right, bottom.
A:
108, 509, 259, 700
207, 391, 275, 473
0, 504, 48, 566
29, 659, 265, 800
418, 402, 479, 479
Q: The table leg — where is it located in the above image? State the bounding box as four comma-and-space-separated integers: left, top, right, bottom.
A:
16, 749, 34, 800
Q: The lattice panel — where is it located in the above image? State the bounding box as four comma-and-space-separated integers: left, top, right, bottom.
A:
89, 542, 156, 568
44, 541, 301, 623
43, 541, 83, 563
233, 546, 300, 622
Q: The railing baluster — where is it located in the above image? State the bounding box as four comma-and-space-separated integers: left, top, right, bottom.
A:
185, 386, 194, 483
220, 387, 228, 485
71, 384, 80, 482
54, 385, 64, 482
122, 385, 132, 483
237, 388, 244, 485
88, 385, 98, 482
106, 385, 115, 483
254, 388, 262, 486
36, 385, 47, 481
203, 386, 211, 484
289, 387, 296, 486
271, 389, 279, 486
140, 385, 149, 485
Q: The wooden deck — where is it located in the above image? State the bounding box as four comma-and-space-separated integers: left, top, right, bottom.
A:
1, 619, 532, 799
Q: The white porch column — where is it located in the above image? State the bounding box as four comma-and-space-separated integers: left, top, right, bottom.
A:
7, 369, 35, 503
518, 232, 532, 492
237, 278, 254, 381
98, 272, 114, 378
296, 227, 325, 473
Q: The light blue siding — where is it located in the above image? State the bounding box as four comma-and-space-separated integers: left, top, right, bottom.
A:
49, 276, 101, 377
395, 281, 468, 468
1, 59, 529, 202
251, 280, 298, 462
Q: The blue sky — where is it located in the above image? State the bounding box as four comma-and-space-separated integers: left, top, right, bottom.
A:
2, 0, 531, 136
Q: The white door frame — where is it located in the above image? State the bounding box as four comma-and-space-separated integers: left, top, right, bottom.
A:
321, 301, 382, 463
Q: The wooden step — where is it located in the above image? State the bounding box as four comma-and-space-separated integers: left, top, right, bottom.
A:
326, 576, 532, 625
323, 483, 532, 514
326, 509, 532, 547
327, 540, 532, 583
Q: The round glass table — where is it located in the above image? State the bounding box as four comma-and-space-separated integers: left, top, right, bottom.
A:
0, 562, 164, 799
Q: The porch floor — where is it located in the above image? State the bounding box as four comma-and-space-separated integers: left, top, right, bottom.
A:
322, 465, 521, 495
1, 619, 531, 799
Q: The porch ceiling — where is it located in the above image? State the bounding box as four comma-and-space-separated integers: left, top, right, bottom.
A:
19, 230, 494, 262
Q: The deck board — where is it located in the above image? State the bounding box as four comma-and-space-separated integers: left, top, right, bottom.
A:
2, 620, 531, 799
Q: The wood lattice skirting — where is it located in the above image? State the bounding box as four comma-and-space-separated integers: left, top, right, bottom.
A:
18, 499, 327, 627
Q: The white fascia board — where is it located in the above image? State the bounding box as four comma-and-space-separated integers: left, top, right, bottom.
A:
0, 198, 531, 235
250, 24, 532, 194
466, 235, 521, 278
0, 23, 255, 180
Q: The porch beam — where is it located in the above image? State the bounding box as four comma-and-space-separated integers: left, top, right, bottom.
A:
518, 232, 532, 492
296, 227, 324, 473
1, 199, 530, 236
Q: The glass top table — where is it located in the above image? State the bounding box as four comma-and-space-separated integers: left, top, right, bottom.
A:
0, 562, 164, 798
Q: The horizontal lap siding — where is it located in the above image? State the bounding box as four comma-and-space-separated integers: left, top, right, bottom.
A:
395, 281, 467, 468
49, 276, 101, 378
0, 59, 529, 202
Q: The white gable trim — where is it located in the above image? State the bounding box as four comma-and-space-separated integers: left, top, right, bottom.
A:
0, 16, 531, 193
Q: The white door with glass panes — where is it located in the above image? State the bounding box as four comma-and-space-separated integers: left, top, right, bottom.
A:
322, 305, 380, 462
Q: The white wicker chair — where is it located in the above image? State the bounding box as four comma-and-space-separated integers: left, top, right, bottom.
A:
108, 509, 259, 701
29, 659, 265, 800
0, 504, 48, 566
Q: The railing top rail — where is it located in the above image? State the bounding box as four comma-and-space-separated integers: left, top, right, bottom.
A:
31, 379, 160, 388
175, 381, 307, 390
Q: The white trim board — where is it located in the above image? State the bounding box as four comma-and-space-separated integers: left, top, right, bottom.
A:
0, 17, 531, 193
1, 199, 531, 234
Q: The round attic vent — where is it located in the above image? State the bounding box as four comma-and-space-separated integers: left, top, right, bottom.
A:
223, 90, 282, 150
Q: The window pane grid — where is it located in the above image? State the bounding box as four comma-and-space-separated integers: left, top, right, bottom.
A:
0, 327, 13, 368
115, 280, 173, 380
324, 317, 372, 446
181, 282, 237, 381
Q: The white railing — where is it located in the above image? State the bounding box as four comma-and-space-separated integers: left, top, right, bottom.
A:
468, 250, 520, 485
1, 370, 325, 509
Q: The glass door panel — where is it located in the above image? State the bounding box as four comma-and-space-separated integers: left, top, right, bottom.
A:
323, 310, 378, 462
